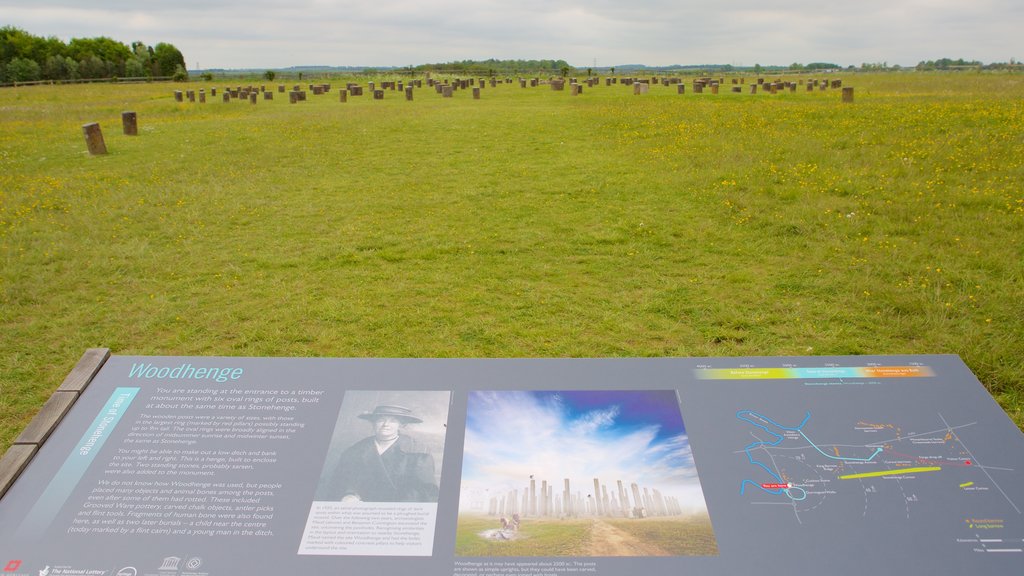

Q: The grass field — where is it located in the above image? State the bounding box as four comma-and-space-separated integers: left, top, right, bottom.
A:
1, 72, 1022, 450
454, 514, 718, 556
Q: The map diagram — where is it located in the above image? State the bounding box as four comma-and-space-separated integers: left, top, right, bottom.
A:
736, 409, 1020, 526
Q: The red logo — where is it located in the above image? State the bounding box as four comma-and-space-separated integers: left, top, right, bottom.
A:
3, 560, 21, 572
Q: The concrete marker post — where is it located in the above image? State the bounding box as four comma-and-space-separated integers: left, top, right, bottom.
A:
82, 123, 107, 155
121, 112, 137, 136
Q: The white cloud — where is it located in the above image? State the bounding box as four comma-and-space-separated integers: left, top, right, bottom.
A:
461, 392, 709, 512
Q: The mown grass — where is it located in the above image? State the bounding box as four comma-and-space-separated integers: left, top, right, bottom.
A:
603, 516, 718, 556
455, 516, 590, 556
1, 72, 1022, 450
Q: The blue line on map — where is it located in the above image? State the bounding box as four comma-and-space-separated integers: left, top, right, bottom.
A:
738, 410, 883, 501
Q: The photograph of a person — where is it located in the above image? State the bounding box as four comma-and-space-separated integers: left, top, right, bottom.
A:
315, 390, 451, 502
455, 390, 718, 557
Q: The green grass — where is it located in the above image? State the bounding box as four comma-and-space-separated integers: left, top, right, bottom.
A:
1, 72, 1023, 450
455, 516, 590, 556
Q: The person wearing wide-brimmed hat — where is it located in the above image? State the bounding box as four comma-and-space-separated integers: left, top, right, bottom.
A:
322, 405, 438, 502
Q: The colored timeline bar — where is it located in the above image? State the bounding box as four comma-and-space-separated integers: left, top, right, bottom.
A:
695, 366, 935, 380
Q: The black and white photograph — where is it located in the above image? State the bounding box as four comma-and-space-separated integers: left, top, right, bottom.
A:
315, 390, 451, 503
299, 389, 452, 556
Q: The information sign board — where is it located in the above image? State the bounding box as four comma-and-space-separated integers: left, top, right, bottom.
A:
0, 354, 1021, 575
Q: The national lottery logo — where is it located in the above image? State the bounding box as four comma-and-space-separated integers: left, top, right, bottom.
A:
115, 568, 137, 576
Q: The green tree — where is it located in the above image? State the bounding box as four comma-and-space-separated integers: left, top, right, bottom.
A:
263, 70, 276, 81
43, 55, 79, 80
5, 56, 42, 81
130, 41, 153, 78
152, 42, 186, 76
125, 58, 146, 78
0, 26, 48, 62
78, 55, 108, 79
67, 37, 132, 75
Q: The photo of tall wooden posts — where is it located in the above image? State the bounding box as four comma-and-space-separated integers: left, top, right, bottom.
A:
456, 390, 718, 557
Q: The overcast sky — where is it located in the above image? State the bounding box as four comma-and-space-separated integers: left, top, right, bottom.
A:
3, 0, 1021, 69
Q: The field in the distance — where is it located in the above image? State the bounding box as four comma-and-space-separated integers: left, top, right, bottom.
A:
1, 72, 1022, 449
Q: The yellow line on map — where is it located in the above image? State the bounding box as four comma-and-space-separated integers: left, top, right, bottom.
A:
960, 482, 974, 488
838, 466, 942, 480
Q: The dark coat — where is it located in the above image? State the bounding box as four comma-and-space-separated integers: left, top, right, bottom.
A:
324, 435, 438, 502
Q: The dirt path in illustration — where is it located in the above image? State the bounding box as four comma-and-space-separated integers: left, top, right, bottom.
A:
582, 520, 670, 557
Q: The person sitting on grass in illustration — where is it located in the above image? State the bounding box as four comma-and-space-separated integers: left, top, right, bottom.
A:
324, 405, 439, 502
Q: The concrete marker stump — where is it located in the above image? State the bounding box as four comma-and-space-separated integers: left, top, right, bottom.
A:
405, 87, 413, 101
121, 112, 137, 136
174, 91, 183, 102
473, 87, 480, 99
250, 92, 257, 104
82, 123, 107, 155
199, 91, 206, 103
842, 87, 854, 103
339, 89, 348, 103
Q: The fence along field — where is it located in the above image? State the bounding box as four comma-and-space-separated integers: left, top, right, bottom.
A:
0, 72, 1022, 451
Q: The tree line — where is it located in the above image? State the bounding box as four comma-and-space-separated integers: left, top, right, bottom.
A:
0, 26, 187, 83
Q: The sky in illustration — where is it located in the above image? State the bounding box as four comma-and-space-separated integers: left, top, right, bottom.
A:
2, 0, 1020, 69
459, 390, 710, 514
